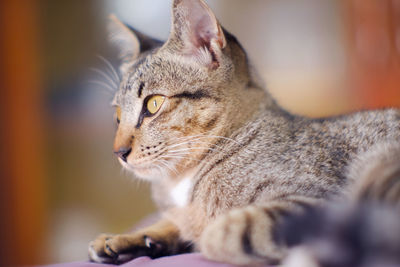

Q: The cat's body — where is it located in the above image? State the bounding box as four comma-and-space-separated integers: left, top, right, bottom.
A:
89, 0, 400, 265
157, 107, 400, 236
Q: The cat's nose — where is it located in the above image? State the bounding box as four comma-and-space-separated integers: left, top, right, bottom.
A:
114, 147, 132, 162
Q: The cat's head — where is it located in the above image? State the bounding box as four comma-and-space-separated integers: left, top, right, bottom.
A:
109, 0, 267, 181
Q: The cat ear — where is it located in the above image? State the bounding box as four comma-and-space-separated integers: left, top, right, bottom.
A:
169, 0, 227, 69
108, 14, 141, 60
108, 15, 163, 60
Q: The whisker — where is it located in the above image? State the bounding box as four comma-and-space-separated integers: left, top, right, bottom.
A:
159, 155, 202, 162
161, 152, 192, 156
97, 55, 120, 83
90, 67, 119, 89
151, 133, 241, 171
87, 80, 116, 93
167, 147, 220, 153
166, 139, 216, 150
191, 134, 241, 145
165, 140, 227, 153
167, 133, 217, 144
167, 134, 208, 142
170, 132, 240, 144
153, 161, 170, 177
166, 134, 240, 151
157, 159, 178, 176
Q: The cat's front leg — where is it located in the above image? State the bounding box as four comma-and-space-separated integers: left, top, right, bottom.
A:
199, 197, 318, 266
88, 219, 192, 264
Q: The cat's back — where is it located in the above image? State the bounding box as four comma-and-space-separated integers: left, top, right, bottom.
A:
316, 108, 400, 146
193, 107, 400, 213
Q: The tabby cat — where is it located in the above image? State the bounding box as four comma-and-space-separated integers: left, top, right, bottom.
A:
88, 0, 400, 265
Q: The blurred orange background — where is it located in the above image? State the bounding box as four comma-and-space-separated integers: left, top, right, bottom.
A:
0, 0, 399, 265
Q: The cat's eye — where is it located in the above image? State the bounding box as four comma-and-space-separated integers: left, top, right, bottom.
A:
146, 95, 165, 115
116, 106, 122, 124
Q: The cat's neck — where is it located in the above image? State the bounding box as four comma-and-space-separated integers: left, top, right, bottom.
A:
221, 82, 279, 138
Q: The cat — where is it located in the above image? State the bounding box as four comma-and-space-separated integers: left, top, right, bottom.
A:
88, 0, 400, 265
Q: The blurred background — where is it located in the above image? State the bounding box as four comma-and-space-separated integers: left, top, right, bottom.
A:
0, 0, 399, 265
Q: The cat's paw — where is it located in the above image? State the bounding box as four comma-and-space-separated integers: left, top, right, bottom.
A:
200, 206, 283, 265
88, 233, 164, 264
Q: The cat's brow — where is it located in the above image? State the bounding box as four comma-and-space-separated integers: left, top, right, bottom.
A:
171, 90, 215, 100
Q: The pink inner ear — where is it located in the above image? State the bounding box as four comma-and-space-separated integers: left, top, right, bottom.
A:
195, 15, 215, 48
181, 0, 225, 50
171, 0, 226, 68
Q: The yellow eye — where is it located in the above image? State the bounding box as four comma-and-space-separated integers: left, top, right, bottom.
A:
116, 106, 121, 123
147, 95, 165, 114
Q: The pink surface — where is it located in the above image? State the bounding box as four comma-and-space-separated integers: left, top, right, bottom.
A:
42, 253, 270, 267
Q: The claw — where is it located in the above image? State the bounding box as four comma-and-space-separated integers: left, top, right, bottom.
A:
88, 244, 114, 264
144, 235, 163, 250
144, 235, 154, 248
105, 243, 118, 263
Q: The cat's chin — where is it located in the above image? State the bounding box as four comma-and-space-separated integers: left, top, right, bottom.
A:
118, 158, 167, 181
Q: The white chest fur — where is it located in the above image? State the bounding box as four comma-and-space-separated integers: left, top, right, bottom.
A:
170, 176, 193, 207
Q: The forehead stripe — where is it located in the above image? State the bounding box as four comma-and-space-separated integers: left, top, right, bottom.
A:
172, 90, 213, 100
138, 82, 145, 98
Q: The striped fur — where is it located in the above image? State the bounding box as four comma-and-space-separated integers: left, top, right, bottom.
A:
89, 0, 400, 265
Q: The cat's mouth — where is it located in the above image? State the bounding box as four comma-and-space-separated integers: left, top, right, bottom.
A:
118, 158, 152, 171
117, 151, 198, 180
118, 158, 167, 180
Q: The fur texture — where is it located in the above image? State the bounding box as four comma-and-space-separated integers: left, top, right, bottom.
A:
89, 0, 400, 265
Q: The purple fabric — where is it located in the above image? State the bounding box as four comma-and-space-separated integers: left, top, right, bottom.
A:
42, 253, 271, 267
40, 216, 271, 267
